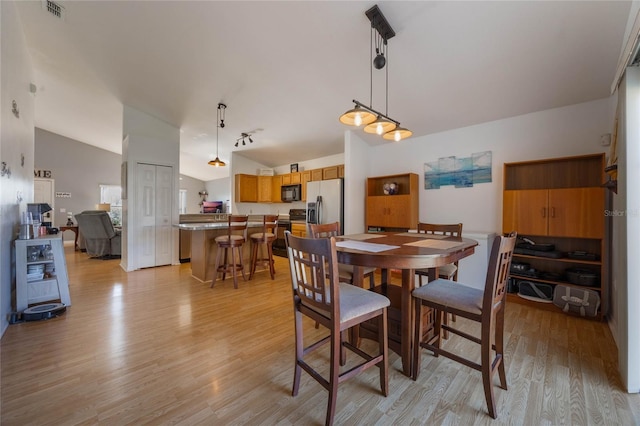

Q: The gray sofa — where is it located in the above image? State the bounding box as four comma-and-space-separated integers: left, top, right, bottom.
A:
75, 210, 121, 258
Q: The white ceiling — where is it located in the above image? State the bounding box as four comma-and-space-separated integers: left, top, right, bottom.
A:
15, 1, 631, 181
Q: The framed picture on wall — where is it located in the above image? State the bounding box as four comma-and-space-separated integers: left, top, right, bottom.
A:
290, 163, 299, 173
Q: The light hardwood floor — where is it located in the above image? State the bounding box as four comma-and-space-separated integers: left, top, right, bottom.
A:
1, 245, 639, 425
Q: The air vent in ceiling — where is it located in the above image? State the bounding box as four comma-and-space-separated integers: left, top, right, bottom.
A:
42, 0, 65, 19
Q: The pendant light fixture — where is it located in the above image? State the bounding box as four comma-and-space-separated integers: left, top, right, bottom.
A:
339, 5, 411, 142
208, 102, 226, 167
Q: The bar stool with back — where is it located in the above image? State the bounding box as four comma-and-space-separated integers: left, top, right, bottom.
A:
411, 232, 517, 419
285, 231, 390, 426
210, 215, 248, 289
248, 214, 278, 280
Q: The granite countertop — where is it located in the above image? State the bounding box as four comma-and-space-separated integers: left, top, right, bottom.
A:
175, 222, 264, 231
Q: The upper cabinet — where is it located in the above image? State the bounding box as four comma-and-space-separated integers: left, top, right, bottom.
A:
234, 164, 344, 204
502, 154, 606, 239
235, 174, 257, 202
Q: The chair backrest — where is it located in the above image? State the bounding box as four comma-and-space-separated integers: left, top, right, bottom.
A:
75, 211, 117, 239
262, 214, 278, 234
308, 221, 341, 239
285, 231, 340, 321
417, 222, 463, 237
227, 215, 249, 239
482, 232, 517, 315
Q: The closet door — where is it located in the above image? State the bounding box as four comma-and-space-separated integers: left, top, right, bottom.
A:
137, 163, 173, 268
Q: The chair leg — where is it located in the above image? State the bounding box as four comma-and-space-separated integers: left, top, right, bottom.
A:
496, 309, 507, 390
326, 325, 341, 426
378, 309, 389, 395
433, 308, 443, 356
412, 299, 424, 381
210, 245, 223, 288
249, 240, 258, 280
267, 242, 275, 279
368, 272, 375, 290
230, 246, 239, 289
238, 245, 247, 281
481, 319, 497, 419
292, 309, 303, 397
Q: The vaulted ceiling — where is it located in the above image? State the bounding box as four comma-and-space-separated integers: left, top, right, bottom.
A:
15, 1, 631, 181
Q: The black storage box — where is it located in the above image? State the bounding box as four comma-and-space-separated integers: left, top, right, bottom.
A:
517, 280, 554, 303
565, 268, 599, 287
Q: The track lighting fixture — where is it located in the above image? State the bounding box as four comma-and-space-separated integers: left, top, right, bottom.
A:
339, 5, 411, 142
235, 132, 255, 147
208, 103, 226, 167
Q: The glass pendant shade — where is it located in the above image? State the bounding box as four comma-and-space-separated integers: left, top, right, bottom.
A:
208, 157, 226, 167
339, 105, 376, 127
364, 116, 396, 135
383, 126, 412, 142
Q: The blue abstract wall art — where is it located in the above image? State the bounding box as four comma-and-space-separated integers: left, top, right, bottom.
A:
424, 151, 492, 190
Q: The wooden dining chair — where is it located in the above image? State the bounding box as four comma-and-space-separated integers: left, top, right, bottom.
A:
248, 214, 278, 280
308, 222, 377, 289
415, 223, 463, 285
285, 231, 389, 426
411, 232, 517, 419
210, 215, 248, 289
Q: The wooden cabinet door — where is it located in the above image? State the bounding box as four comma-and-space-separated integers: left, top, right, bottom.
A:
282, 174, 291, 185
257, 176, 272, 203
290, 172, 301, 184
366, 195, 413, 229
301, 171, 311, 201
271, 175, 282, 203
235, 174, 257, 202
503, 189, 548, 235
311, 169, 323, 181
291, 223, 307, 237
323, 166, 339, 180
548, 187, 604, 238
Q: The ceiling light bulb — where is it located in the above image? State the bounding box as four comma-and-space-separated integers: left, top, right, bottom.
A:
354, 112, 362, 127
376, 122, 384, 135
394, 131, 401, 142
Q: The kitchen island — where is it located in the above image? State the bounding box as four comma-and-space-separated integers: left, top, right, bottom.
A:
176, 220, 264, 283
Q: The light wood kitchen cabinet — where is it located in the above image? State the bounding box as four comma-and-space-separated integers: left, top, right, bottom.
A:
311, 168, 323, 181
301, 171, 311, 201
291, 222, 307, 237
365, 173, 419, 231
271, 175, 282, 203
322, 165, 339, 180
257, 176, 272, 203
235, 174, 258, 202
338, 164, 344, 178
502, 153, 608, 318
504, 188, 604, 238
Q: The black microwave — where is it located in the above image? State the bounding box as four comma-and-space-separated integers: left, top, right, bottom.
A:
281, 184, 301, 202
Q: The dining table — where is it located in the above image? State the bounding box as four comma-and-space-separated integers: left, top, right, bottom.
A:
334, 231, 478, 377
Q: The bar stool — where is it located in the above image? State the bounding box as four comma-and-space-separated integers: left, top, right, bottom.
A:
249, 214, 278, 280
211, 215, 248, 289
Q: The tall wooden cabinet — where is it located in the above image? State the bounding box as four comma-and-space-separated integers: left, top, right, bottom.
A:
502, 154, 608, 318
366, 173, 419, 231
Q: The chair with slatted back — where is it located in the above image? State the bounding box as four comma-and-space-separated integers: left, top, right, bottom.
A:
285, 231, 389, 426
248, 214, 278, 280
415, 223, 463, 285
308, 222, 377, 289
210, 215, 248, 289
411, 232, 517, 419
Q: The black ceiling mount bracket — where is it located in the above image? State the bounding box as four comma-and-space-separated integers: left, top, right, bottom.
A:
365, 5, 395, 41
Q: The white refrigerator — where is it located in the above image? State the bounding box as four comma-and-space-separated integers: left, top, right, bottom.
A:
306, 178, 344, 233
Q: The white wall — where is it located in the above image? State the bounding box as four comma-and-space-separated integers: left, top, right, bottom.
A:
614, 68, 640, 392
343, 131, 371, 234
0, 1, 35, 335
363, 98, 612, 234
179, 174, 207, 214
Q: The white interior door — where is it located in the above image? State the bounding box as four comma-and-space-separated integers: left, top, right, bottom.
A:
136, 163, 173, 268
34, 178, 55, 225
